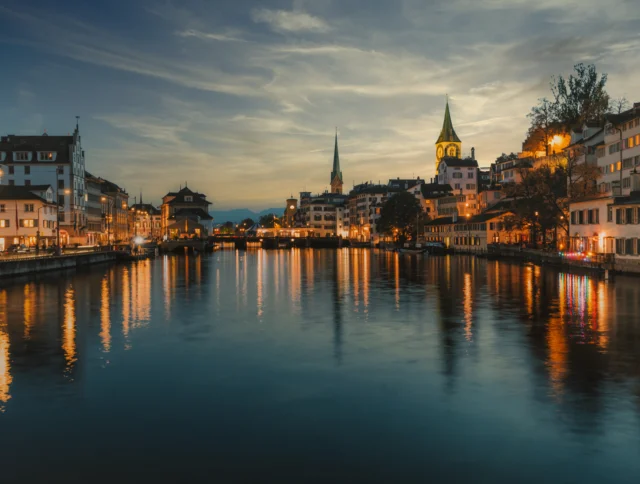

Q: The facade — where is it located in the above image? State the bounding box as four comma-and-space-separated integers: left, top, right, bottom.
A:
0, 126, 87, 244
0, 185, 57, 250
347, 183, 391, 242
100, 179, 129, 243
300, 191, 348, 237
409, 181, 452, 218
129, 200, 162, 240
597, 104, 640, 195
425, 209, 529, 250
435, 100, 462, 174
436, 157, 480, 198
283, 197, 298, 228
330, 131, 343, 195
161, 186, 213, 239
85, 173, 105, 245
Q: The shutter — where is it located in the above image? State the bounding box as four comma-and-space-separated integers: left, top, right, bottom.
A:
34, 219, 38, 228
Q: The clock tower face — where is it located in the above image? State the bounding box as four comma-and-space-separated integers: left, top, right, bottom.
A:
436, 145, 444, 161
446, 144, 459, 158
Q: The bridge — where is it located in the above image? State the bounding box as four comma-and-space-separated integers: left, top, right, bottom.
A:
208, 235, 345, 250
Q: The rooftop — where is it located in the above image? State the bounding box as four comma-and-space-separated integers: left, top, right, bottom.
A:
0, 185, 54, 203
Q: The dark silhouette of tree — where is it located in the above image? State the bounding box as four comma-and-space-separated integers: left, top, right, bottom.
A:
377, 192, 421, 243
259, 214, 280, 228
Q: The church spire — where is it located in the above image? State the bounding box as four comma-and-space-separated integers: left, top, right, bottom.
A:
436, 99, 461, 144
330, 128, 343, 194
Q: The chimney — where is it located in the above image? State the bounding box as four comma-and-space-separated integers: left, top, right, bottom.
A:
631, 170, 640, 193
471, 147, 476, 160
612, 180, 622, 197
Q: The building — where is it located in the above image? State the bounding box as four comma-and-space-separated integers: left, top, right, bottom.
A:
129, 196, 162, 240
100, 179, 129, 243
85, 172, 106, 245
425, 206, 529, 251
0, 185, 57, 250
568, 171, 640, 271
435, 99, 461, 174
330, 131, 343, 195
161, 186, 213, 239
436, 156, 480, 199
0, 124, 87, 244
405, 180, 452, 218
347, 183, 393, 242
283, 196, 298, 228
597, 103, 640, 195
299, 191, 348, 237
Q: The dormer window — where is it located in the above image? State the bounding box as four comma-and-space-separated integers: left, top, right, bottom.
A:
185, 196, 193, 202
0, 152, 5, 162
38, 151, 55, 161
14, 151, 31, 162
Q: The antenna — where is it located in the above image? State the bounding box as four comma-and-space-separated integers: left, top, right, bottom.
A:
75, 116, 80, 130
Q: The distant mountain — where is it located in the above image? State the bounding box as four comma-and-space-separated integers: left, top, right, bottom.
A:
210, 207, 284, 224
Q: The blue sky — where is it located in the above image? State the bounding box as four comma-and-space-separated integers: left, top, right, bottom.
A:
1, 0, 639, 209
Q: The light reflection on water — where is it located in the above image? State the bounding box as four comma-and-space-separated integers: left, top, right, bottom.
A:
0, 251, 639, 483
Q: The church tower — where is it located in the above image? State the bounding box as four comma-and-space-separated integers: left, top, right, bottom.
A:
435, 98, 462, 173
330, 129, 343, 194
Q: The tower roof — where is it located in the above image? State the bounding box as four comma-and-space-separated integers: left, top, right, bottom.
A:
436, 100, 461, 144
330, 129, 343, 183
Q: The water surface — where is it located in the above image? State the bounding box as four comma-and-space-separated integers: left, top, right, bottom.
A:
1, 250, 639, 483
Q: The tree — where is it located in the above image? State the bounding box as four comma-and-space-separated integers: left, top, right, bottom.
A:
495, 152, 519, 164
527, 98, 562, 155
240, 218, 255, 229
259, 213, 280, 229
220, 221, 235, 234
376, 192, 421, 244
550, 63, 610, 130
609, 97, 630, 114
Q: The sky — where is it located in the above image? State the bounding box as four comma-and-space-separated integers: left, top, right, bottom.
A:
1, 0, 639, 210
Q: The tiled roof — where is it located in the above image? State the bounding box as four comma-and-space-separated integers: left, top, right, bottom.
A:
420, 182, 452, 198
130, 203, 161, 215
440, 156, 478, 168
0, 185, 53, 203
0, 133, 75, 163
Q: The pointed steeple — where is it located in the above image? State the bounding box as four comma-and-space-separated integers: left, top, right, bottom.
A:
330, 128, 342, 184
436, 99, 461, 144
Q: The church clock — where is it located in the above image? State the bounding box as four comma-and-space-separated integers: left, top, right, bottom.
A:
436, 145, 444, 161
446, 144, 459, 158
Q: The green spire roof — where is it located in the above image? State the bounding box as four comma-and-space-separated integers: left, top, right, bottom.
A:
331, 130, 342, 183
436, 100, 461, 144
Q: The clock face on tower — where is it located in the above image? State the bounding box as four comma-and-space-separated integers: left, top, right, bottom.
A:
446, 144, 459, 158
436, 145, 444, 160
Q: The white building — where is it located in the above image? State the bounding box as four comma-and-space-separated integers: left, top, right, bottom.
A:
0, 185, 57, 250
0, 125, 87, 244
300, 191, 348, 238
597, 103, 640, 195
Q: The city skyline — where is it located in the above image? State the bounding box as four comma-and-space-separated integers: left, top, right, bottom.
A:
1, 0, 639, 210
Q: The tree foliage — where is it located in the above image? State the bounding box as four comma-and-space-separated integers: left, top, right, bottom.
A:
377, 192, 421, 242
528, 64, 611, 147
259, 214, 280, 228
239, 218, 255, 229
495, 152, 519, 164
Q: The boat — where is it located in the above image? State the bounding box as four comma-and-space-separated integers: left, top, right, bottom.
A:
398, 247, 427, 255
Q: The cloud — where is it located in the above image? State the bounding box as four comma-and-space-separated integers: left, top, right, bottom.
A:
176, 29, 247, 43
251, 8, 330, 33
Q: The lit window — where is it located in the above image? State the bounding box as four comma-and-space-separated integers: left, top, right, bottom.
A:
38, 152, 54, 161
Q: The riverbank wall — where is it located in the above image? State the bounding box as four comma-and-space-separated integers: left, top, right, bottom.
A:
0, 252, 117, 277
485, 247, 618, 274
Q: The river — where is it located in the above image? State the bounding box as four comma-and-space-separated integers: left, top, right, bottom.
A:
0, 250, 639, 483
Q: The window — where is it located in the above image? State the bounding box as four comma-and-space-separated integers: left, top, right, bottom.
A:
14, 152, 30, 161
38, 152, 54, 161
24, 166, 31, 175
21, 219, 36, 228
8, 166, 14, 175
489, 222, 495, 230
616, 238, 625, 255
596, 147, 605, 158
626, 238, 635, 256
466, 184, 476, 190
58, 180, 64, 190
578, 211, 584, 224
571, 211, 576, 225
616, 208, 623, 224
455, 184, 461, 189
24, 204, 34, 212
587, 210, 594, 224
184, 196, 193, 202
623, 177, 631, 188
0, 204, 4, 213
595, 208, 600, 224
58, 165, 64, 175
467, 172, 474, 179
617, 161, 622, 171
452, 172, 462, 179
626, 208, 634, 224
624, 158, 633, 169
25, 180, 31, 186
608, 207, 613, 222
628, 137, 636, 149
